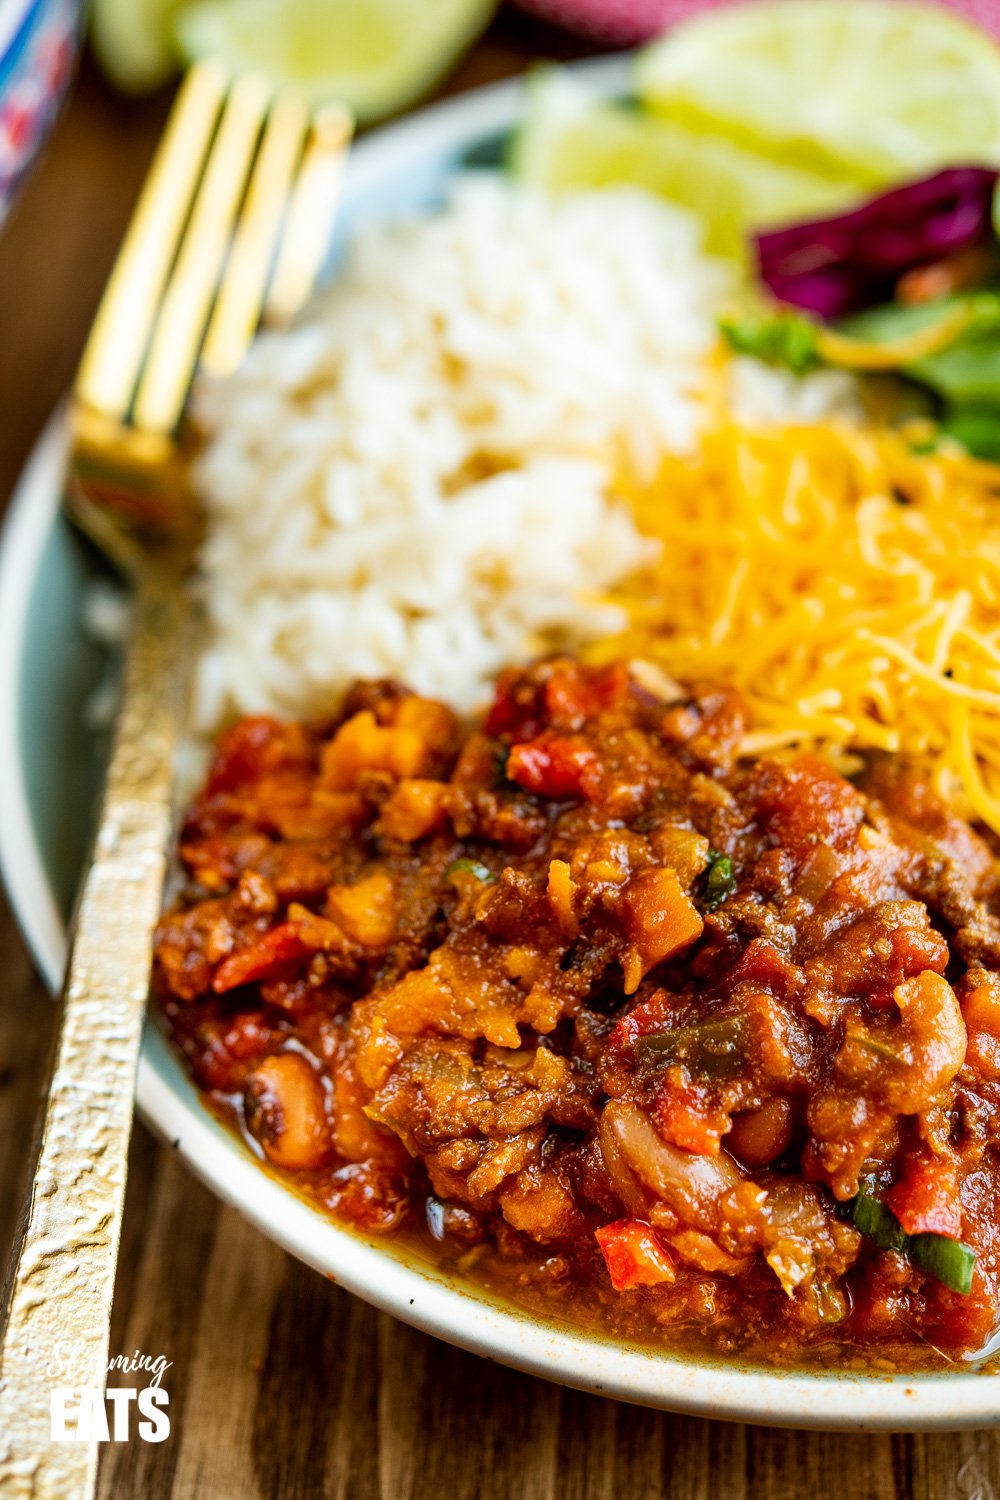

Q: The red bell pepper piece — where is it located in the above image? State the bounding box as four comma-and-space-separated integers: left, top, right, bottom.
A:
656, 1070, 730, 1157
212, 922, 312, 994
595, 1219, 676, 1291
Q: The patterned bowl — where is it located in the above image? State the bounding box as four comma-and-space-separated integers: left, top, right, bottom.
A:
0, 0, 80, 229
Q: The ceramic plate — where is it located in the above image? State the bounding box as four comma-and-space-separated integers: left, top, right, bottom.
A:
2, 57, 998, 1429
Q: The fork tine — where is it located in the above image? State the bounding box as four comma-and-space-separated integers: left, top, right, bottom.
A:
132, 72, 273, 436
75, 61, 228, 422
199, 92, 311, 379
264, 103, 353, 327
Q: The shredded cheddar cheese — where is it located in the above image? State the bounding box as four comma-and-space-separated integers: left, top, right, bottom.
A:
591, 422, 1000, 834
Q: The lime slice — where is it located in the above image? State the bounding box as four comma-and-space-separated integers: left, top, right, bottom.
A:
635, 0, 1000, 188
511, 72, 861, 261
90, 0, 188, 91
174, 0, 496, 120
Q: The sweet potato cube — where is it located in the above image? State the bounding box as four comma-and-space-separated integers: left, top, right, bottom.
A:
620, 866, 703, 994
961, 969, 1000, 1080
377, 778, 448, 842
327, 871, 396, 948
320, 711, 385, 790
394, 695, 458, 751
320, 710, 435, 790
546, 859, 578, 936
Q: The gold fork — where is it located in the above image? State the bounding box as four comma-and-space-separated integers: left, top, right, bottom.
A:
0, 64, 352, 1499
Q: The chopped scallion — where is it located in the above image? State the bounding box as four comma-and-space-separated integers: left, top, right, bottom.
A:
909, 1234, 977, 1297
702, 851, 736, 913
849, 1184, 976, 1294
445, 858, 496, 884
850, 1186, 908, 1253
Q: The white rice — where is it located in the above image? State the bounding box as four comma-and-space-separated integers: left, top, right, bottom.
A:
728, 356, 862, 426
189, 174, 734, 730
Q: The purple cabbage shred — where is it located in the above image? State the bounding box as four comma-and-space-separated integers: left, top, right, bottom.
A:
755, 166, 999, 320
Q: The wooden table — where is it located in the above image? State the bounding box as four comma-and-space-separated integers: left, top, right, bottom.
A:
0, 16, 996, 1497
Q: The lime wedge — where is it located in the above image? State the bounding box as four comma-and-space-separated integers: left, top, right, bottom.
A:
173, 0, 496, 119
511, 72, 861, 261
635, 0, 1000, 187
90, 0, 188, 91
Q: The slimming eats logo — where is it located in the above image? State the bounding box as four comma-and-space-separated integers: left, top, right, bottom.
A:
47, 1344, 171, 1444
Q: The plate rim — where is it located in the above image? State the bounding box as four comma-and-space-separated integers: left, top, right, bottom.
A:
3, 55, 1000, 1430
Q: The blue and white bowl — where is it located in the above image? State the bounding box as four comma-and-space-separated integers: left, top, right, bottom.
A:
0, 0, 80, 228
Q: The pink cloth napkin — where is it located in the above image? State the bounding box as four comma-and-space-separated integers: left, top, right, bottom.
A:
513, 0, 1000, 48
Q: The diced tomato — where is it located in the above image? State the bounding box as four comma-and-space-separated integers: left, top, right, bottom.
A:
887, 1155, 962, 1239
728, 938, 801, 998
206, 717, 312, 795
855, 925, 951, 1013
507, 735, 602, 800
221, 1011, 277, 1061
608, 990, 676, 1055
595, 1219, 676, 1291
749, 755, 863, 856
212, 923, 313, 993
656, 1068, 730, 1157
922, 1251, 998, 1355
487, 660, 629, 741
183, 1010, 280, 1091
543, 662, 629, 730
322, 1162, 410, 1234
886, 924, 950, 983
485, 670, 545, 740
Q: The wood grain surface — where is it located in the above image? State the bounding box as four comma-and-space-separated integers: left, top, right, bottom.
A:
0, 18, 996, 1498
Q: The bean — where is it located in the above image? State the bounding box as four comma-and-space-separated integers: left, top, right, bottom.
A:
245, 1052, 330, 1170
727, 1098, 794, 1169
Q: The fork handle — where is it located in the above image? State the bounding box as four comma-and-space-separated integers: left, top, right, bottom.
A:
0, 565, 192, 1499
